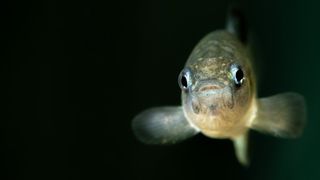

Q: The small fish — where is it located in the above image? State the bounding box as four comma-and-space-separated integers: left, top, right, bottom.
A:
132, 8, 306, 166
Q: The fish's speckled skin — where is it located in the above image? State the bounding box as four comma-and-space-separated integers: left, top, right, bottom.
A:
182, 30, 256, 138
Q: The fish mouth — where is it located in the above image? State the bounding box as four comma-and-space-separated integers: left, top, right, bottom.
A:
194, 80, 226, 98
187, 81, 234, 115
194, 80, 225, 92
198, 85, 222, 92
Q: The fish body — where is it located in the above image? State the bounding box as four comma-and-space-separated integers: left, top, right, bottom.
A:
132, 10, 306, 166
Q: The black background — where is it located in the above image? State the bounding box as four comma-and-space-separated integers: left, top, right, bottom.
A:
4, 0, 320, 179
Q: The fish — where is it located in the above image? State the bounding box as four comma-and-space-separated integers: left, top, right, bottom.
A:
132, 8, 306, 166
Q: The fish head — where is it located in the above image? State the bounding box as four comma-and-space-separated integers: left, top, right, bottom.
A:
178, 57, 254, 137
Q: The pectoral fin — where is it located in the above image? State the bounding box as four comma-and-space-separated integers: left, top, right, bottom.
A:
132, 106, 199, 144
250, 92, 306, 138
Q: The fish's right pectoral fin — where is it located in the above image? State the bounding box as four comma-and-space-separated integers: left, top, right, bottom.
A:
250, 92, 306, 138
132, 106, 199, 144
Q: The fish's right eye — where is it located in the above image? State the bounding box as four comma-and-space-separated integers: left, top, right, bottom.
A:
178, 68, 192, 91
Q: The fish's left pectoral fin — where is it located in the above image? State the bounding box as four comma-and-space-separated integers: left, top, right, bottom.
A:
250, 92, 306, 138
132, 106, 199, 144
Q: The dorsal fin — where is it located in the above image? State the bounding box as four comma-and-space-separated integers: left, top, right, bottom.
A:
226, 6, 248, 44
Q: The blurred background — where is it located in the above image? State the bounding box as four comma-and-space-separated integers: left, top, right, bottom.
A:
4, 0, 320, 179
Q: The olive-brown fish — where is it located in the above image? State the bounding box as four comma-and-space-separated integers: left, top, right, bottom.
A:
132, 11, 306, 166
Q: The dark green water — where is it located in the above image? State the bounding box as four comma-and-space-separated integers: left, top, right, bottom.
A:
5, 0, 320, 179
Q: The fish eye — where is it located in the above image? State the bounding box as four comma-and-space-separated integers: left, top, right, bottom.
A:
230, 64, 244, 87
178, 68, 192, 91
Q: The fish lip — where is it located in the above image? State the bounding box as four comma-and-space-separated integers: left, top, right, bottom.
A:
193, 80, 225, 92
198, 85, 222, 92
196, 89, 225, 97
190, 85, 234, 109
193, 80, 226, 97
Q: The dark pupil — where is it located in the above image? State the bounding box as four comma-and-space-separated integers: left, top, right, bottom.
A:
181, 75, 188, 88
236, 69, 244, 82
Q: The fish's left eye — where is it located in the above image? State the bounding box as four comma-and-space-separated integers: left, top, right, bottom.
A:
178, 68, 192, 91
230, 64, 244, 87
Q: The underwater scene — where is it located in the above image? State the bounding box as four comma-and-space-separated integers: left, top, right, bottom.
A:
5, 0, 320, 179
